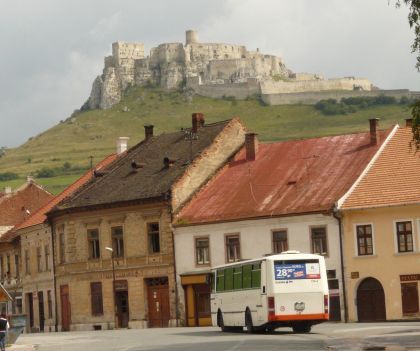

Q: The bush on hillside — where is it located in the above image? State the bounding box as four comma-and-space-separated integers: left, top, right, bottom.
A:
0, 172, 19, 181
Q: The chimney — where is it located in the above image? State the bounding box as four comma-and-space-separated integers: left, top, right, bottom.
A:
192, 113, 205, 133
405, 118, 413, 128
4, 186, 12, 194
116, 137, 130, 155
369, 118, 380, 145
144, 125, 154, 140
26, 175, 34, 184
245, 132, 259, 161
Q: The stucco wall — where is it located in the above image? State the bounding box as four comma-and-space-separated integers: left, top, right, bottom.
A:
342, 205, 420, 322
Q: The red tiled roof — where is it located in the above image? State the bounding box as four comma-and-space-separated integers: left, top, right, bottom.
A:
177, 129, 392, 225
0, 182, 53, 227
342, 127, 420, 209
3, 153, 117, 241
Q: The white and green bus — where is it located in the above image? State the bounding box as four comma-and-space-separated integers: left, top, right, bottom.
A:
211, 251, 329, 333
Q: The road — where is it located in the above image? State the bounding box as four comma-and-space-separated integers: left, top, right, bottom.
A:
14, 322, 420, 351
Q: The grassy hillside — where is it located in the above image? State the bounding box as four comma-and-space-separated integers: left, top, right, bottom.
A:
0, 87, 412, 194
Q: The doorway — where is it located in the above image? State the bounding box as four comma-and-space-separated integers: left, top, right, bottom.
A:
37, 291, 45, 332
26, 293, 34, 331
146, 277, 170, 328
60, 285, 71, 331
357, 277, 386, 322
114, 280, 129, 328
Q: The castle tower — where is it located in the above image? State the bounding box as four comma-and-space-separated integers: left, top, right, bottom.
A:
185, 30, 198, 45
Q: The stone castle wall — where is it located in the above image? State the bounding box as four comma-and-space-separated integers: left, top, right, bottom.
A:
86, 30, 390, 109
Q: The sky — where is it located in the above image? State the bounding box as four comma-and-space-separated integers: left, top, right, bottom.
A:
0, 0, 418, 148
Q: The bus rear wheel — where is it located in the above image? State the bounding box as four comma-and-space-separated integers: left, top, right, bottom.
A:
217, 311, 227, 332
292, 324, 311, 333
245, 309, 254, 334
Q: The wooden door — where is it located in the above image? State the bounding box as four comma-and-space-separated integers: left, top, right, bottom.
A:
38, 291, 45, 332
147, 283, 170, 328
60, 285, 71, 331
116, 291, 129, 328
357, 278, 386, 322
401, 283, 419, 314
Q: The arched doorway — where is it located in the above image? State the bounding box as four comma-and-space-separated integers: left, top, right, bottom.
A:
357, 277, 386, 322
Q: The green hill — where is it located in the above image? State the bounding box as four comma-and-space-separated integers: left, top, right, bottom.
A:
0, 87, 412, 194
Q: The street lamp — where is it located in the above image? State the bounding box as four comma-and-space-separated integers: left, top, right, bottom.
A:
105, 246, 118, 329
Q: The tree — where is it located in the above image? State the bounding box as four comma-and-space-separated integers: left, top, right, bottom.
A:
396, 1, 420, 148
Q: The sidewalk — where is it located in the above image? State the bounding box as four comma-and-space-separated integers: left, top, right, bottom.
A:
8, 345, 35, 351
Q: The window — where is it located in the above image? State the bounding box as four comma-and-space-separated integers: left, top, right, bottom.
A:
147, 223, 160, 253
15, 297, 23, 314
88, 229, 101, 259
195, 237, 210, 265
37, 247, 42, 272
401, 282, 419, 314
215, 262, 261, 292
90, 282, 103, 316
111, 226, 124, 258
272, 230, 288, 253
59, 232, 65, 264
311, 227, 328, 255
396, 221, 414, 253
356, 224, 373, 255
226, 234, 241, 263
233, 267, 242, 289
47, 290, 53, 319
44, 245, 50, 271
6, 255, 10, 280
25, 250, 30, 275
14, 255, 19, 279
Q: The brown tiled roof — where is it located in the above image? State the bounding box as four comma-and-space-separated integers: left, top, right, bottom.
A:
0, 182, 53, 227
7, 154, 118, 236
341, 127, 420, 209
52, 120, 231, 212
177, 129, 392, 225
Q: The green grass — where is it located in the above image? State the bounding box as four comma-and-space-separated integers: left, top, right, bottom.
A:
0, 87, 412, 194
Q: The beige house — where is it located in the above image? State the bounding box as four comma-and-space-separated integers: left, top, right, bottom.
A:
339, 121, 420, 321
47, 116, 246, 331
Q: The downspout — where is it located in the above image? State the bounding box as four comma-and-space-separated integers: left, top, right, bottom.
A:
168, 194, 180, 327
333, 208, 349, 323
48, 216, 59, 332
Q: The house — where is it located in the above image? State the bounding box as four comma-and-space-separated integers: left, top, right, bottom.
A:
3, 151, 118, 333
0, 178, 53, 316
173, 119, 393, 326
338, 120, 420, 321
46, 115, 246, 331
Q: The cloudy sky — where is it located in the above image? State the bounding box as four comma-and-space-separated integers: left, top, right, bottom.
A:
0, 0, 418, 147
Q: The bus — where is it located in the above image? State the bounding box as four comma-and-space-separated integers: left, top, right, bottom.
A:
211, 251, 329, 333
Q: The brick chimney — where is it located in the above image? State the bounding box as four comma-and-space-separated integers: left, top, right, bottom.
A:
369, 118, 380, 145
245, 132, 258, 161
405, 118, 413, 128
192, 113, 205, 133
116, 137, 129, 155
144, 125, 154, 140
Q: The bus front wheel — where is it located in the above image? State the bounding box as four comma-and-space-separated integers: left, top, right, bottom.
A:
292, 324, 311, 333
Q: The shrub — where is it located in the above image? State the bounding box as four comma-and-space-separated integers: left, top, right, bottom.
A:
0, 172, 18, 181
35, 167, 56, 178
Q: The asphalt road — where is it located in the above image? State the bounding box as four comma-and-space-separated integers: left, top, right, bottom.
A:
14, 322, 420, 351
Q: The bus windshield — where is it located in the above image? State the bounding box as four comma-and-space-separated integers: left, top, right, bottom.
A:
274, 259, 320, 280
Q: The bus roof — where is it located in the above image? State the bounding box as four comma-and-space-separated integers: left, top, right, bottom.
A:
211, 252, 324, 270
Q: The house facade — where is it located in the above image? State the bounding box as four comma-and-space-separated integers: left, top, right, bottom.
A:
339, 122, 420, 321
47, 115, 246, 331
174, 119, 392, 326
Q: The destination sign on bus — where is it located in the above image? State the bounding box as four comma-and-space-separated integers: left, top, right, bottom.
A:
274, 262, 320, 280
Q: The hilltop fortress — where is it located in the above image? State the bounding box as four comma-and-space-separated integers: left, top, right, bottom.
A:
87, 30, 415, 109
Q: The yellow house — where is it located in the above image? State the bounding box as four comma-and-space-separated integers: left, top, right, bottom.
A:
339, 121, 420, 321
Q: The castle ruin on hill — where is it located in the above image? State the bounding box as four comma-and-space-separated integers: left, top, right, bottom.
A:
87, 30, 416, 109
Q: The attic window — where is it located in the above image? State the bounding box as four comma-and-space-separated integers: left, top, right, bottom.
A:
131, 160, 145, 171
163, 157, 175, 168
287, 180, 297, 186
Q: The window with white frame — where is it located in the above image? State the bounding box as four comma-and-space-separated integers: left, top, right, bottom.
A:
272, 230, 288, 253
396, 221, 414, 253
226, 234, 241, 263
311, 227, 328, 255
195, 237, 210, 265
356, 224, 374, 255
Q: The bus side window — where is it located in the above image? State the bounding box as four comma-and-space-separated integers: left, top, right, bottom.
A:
251, 263, 261, 288
216, 269, 225, 292
225, 268, 234, 291
242, 264, 252, 289
233, 266, 242, 290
